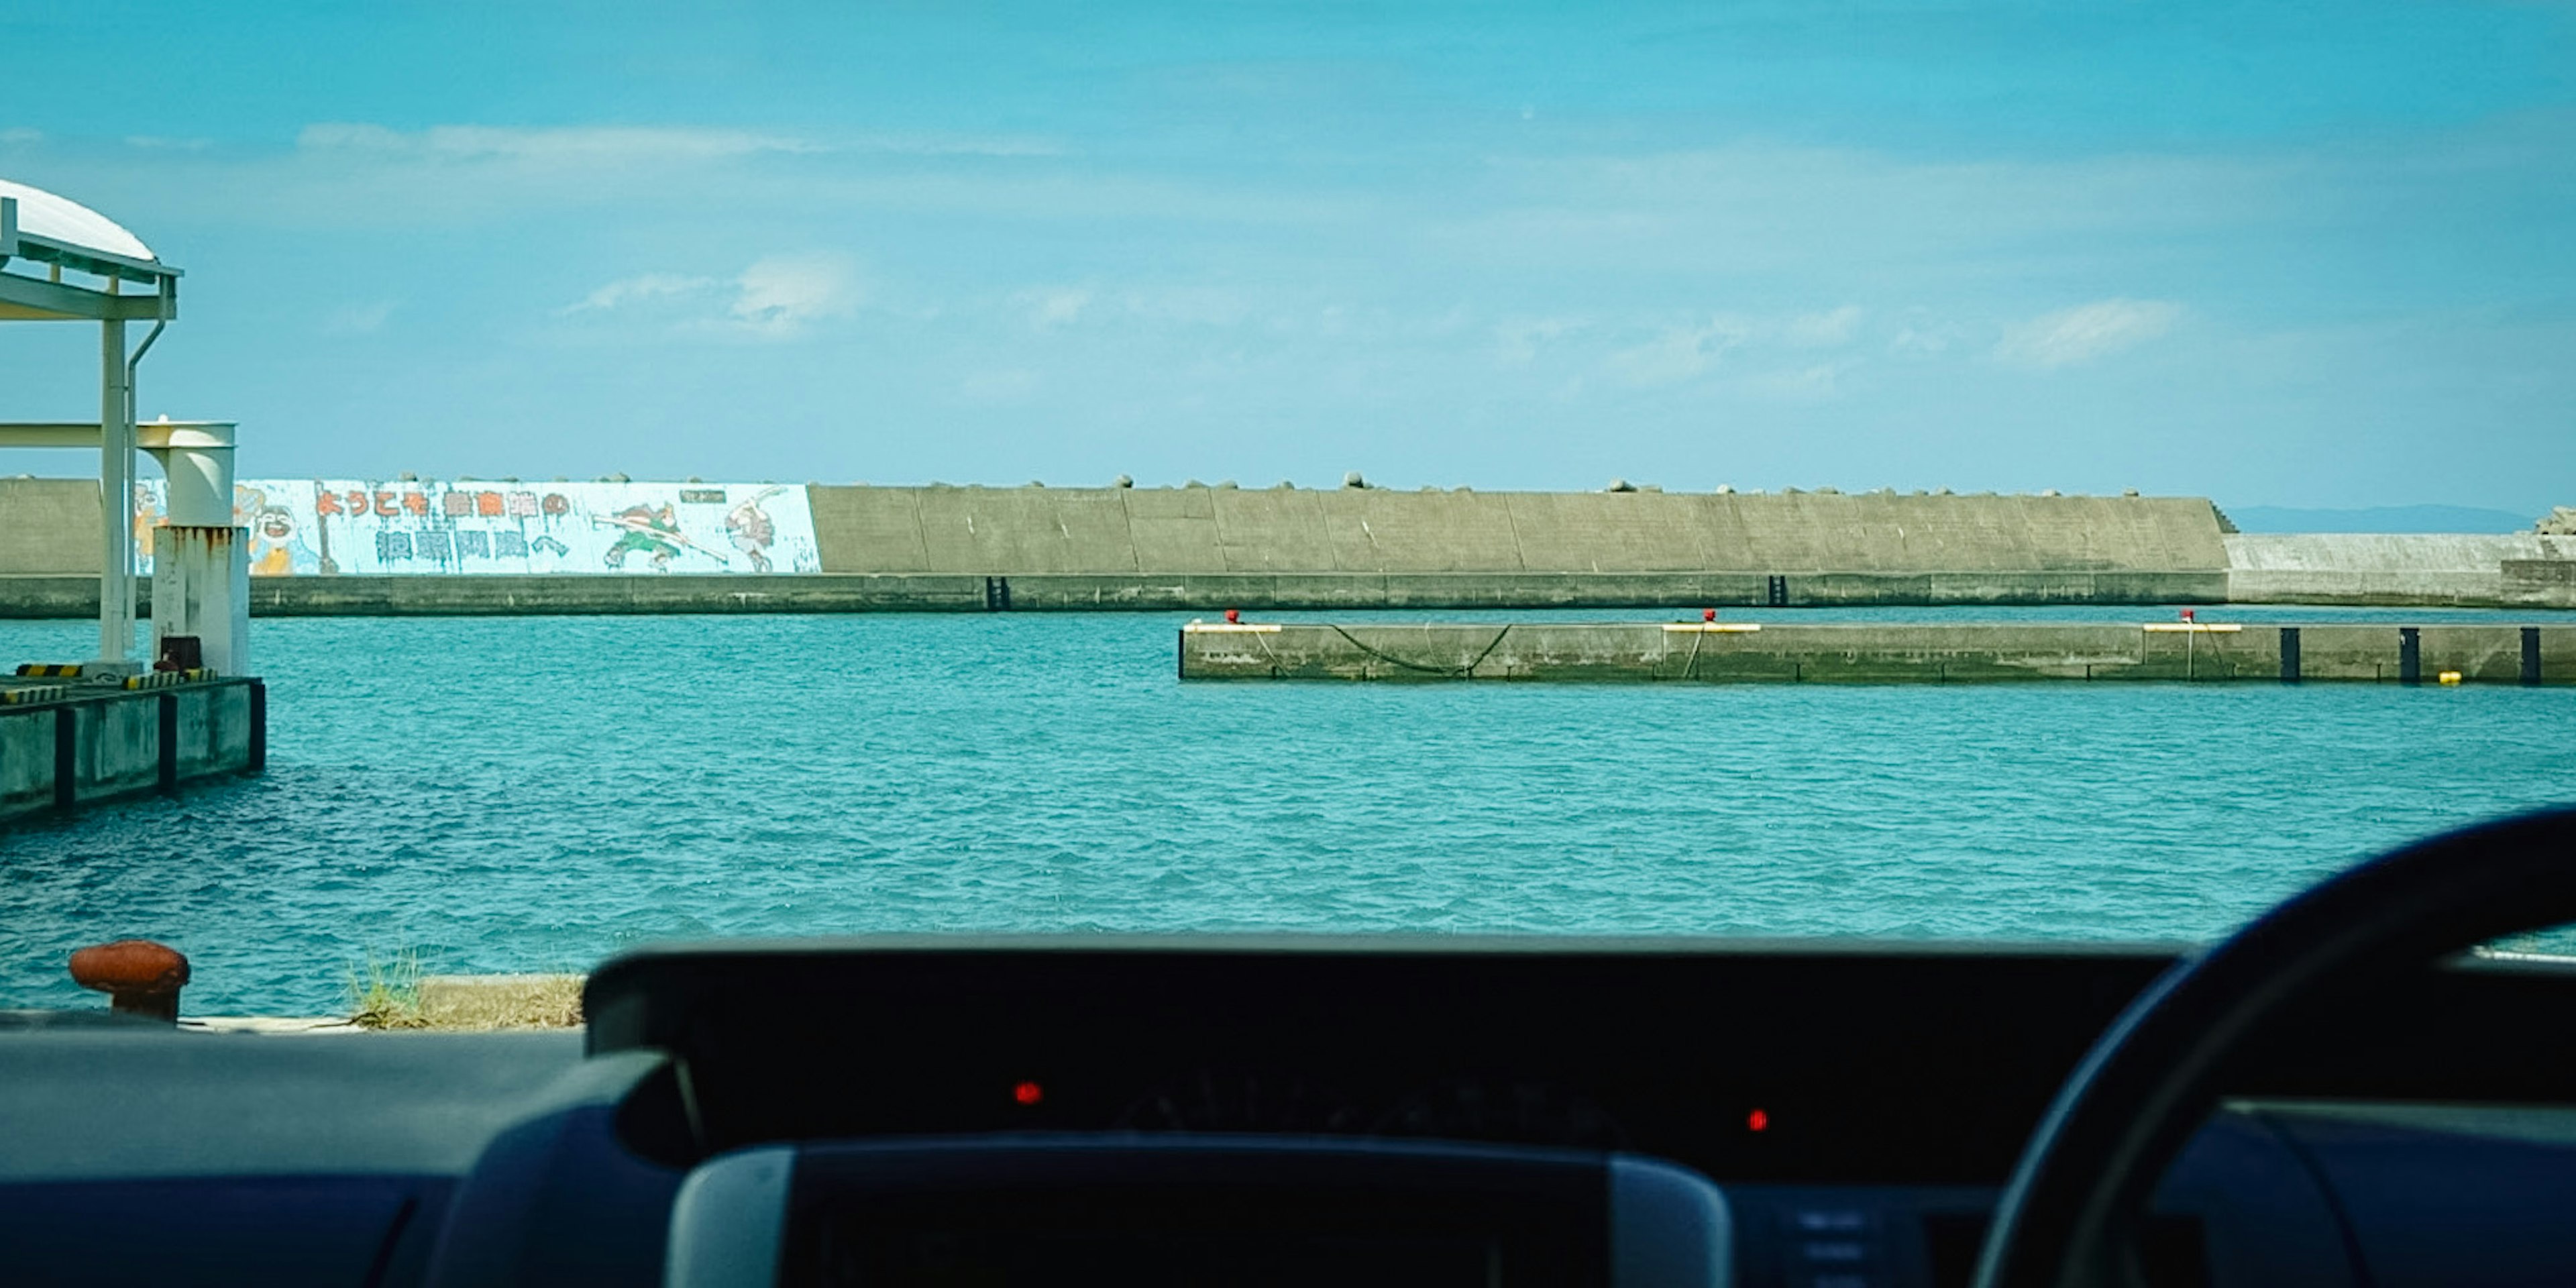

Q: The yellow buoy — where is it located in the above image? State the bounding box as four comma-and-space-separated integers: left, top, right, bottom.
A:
2438, 671, 2464, 686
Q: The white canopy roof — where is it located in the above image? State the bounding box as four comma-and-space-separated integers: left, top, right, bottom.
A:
0, 178, 157, 262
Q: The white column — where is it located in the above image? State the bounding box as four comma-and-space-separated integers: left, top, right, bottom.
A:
146, 424, 250, 676
98, 318, 133, 664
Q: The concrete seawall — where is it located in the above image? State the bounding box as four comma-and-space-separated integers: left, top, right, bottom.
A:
2226, 533, 2576, 608
0, 678, 266, 823
1178, 622, 2576, 684
0, 569, 2234, 616
806, 486, 2231, 578
5, 478, 2568, 612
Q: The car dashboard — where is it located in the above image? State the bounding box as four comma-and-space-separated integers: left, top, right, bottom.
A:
5, 937, 2576, 1287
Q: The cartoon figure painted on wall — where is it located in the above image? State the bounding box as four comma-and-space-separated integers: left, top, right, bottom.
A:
248, 506, 321, 576
725, 486, 785, 574
594, 502, 727, 571
131, 482, 162, 570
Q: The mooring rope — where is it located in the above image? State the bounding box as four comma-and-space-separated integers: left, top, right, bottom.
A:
1326, 623, 1514, 678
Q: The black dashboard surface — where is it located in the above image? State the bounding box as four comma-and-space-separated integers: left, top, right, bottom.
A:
588, 936, 2576, 1185
9, 937, 2576, 1287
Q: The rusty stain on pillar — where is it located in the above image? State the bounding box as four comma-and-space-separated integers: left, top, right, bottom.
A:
68, 939, 190, 1022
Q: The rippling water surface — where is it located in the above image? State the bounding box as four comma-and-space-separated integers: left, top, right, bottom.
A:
3, 607, 2571, 1014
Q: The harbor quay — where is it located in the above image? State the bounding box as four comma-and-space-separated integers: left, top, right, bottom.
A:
1176, 620, 2576, 684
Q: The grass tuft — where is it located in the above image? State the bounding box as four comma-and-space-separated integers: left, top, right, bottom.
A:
347, 951, 429, 1030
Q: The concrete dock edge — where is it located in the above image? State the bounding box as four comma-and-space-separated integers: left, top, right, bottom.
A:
1177, 622, 2576, 684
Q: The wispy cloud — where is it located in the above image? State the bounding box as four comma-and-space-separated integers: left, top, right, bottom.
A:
0, 127, 40, 146
1007, 284, 1261, 331
323, 299, 399, 335
299, 123, 824, 163
564, 253, 859, 340
123, 136, 212, 152
1743, 362, 1850, 402
1888, 312, 1966, 357
1494, 315, 1589, 364
297, 122, 1057, 164
1996, 299, 2185, 368
564, 273, 721, 315
1018, 286, 1093, 329
1607, 316, 1756, 386
1783, 306, 1864, 347
729, 252, 859, 336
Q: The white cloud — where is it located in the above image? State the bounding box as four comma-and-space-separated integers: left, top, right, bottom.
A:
123, 136, 211, 152
1493, 315, 1589, 364
294, 122, 1055, 166
323, 300, 399, 335
1607, 316, 1754, 386
1996, 299, 2185, 368
1782, 305, 1864, 347
1743, 362, 1849, 402
299, 123, 823, 163
563, 273, 723, 315
1888, 313, 1966, 357
1020, 286, 1093, 329
564, 254, 859, 340
728, 252, 859, 336
0, 127, 39, 146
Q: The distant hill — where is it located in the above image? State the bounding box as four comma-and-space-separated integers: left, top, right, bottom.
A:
2223, 504, 2538, 534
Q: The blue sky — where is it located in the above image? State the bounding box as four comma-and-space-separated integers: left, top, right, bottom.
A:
1, 1, 2571, 513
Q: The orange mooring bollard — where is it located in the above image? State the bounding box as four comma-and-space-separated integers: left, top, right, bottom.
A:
1225, 608, 1241, 623
68, 940, 190, 1023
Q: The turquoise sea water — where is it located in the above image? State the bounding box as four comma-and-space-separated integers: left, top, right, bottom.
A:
3, 607, 2573, 1016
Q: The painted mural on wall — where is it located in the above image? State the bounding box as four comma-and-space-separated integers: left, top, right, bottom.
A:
133, 480, 820, 576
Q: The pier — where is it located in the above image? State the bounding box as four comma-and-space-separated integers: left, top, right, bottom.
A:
0, 676, 265, 824
1177, 621, 2576, 684
4, 178, 266, 822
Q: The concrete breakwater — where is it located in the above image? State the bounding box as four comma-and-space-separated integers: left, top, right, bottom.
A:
0, 479, 2239, 611
2225, 533, 2576, 608
1177, 621, 2576, 684
0, 568, 2228, 617
0, 677, 266, 823
5, 478, 2569, 612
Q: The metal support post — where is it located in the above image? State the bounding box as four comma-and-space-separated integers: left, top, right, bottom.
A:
97, 317, 133, 665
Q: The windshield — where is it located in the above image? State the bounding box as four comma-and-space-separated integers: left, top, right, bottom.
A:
1, 3, 2571, 1020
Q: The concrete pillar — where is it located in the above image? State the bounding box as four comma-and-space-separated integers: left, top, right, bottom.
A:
157, 435, 231, 525
97, 319, 133, 666
148, 527, 250, 675
145, 423, 248, 676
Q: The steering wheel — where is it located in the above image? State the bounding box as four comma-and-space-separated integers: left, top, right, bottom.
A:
1972, 806, 2576, 1288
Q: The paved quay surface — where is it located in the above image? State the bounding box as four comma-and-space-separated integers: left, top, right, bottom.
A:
1179, 620, 2576, 683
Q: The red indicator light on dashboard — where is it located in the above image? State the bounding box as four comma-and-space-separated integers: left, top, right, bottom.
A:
1012, 1080, 1044, 1107
1746, 1108, 1770, 1133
